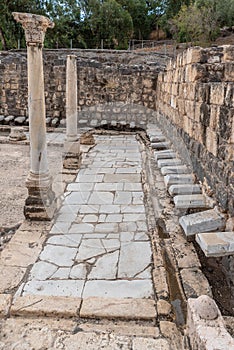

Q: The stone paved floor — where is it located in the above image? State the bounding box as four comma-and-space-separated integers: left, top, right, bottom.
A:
18, 134, 154, 300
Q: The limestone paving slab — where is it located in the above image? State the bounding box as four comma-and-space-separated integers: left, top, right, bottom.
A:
11, 295, 81, 318
22, 280, 85, 297
47, 234, 82, 247
39, 245, 77, 266
80, 297, 156, 320
82, 280, 154, 299
118, 241, 152, 278
29, 261, 58, 281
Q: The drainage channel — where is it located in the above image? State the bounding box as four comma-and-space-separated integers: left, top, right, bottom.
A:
139, 132, 187, 328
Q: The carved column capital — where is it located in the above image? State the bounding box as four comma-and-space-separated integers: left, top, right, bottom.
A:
12, 12, 54, 46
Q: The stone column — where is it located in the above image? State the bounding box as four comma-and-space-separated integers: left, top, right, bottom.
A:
13, 12, 56, 220
63, 55, 81, 169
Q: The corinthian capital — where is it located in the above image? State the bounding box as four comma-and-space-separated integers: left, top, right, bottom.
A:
12, 12, 54, 46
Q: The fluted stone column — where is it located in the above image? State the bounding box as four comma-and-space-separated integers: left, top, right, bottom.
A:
13, 12, 56, 220
63, 55, 81, 169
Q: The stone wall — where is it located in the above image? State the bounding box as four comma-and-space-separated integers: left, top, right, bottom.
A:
0, 49, 166, 128
155, 46, 234, 215
0, 46, 233, 214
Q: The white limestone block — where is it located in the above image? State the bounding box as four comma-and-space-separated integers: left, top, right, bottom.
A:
179, 209, 226, 237
196, 232, 234, 257
151, 141, 171, 150
161, 165, 189, 175
158, 158, 182, 168
174, 194, 207, 209
168, 184, 202, 196
164, 174, 194, 187
154, 149, 176, 160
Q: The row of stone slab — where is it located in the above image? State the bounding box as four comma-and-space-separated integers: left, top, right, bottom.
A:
147, 124, 234, 258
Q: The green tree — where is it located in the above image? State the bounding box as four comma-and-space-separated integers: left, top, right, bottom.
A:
0, 0, 42, 49
116, 0, 150, 39
170, 2, 220, 44
87, 0, 133, 48
43, 0, 81, 48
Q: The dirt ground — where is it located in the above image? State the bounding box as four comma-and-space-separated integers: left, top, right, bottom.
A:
0, 141, 64, 230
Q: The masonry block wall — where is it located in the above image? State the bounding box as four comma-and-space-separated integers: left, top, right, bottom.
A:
155, 46, 234, 215
0, 50, 162, 128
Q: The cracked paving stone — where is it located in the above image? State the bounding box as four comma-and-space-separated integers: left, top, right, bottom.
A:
64, 191, 91, 205
47, 234, 82, 247
22, 280, 85, 297
39, 245, 77, 267
51, 267, 71, 279
88, 251, 119, 279
88, 192, 114, 205
70, 263, 88, 279
118, 242, 152, 278
29, 261, 58, 281
75, 239, 106, 261
69, 223, 95, 234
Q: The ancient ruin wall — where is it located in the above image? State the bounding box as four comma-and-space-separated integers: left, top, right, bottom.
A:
0, 49, 164, 128
155, 46, 234, 215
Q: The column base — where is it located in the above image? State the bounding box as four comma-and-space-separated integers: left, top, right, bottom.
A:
63, 140, 82, 170
24, 173, 57, 221
63, 152, 82, 170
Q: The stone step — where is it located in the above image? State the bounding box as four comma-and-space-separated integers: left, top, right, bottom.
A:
196, 232, 234, 257
173, 194, 210, 209
151, 141, 171, 150
168, 184, 202, 196
164, 174, 194, 188
179, 209, 226, 237
158, 158, 182, 169
154, 150, 176, 161
161, 165, 189, 175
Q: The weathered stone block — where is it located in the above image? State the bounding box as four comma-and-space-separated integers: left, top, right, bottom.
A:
158, 158, 182, 169
180, 268, 212, 299
187, 296, 234, 350
179, 209, 226, 237
224, 63, 234, 81
174, 194, 210, 209
196, 231, 234, 257
151, 141, 170, 150
168, 184, 201, 196
210, 83, 225, 105
164, 174, 194, 187
154, 150, 176, 161
161, 165, 189, 176
80, 297, 156, 320
186, 47, 203, 64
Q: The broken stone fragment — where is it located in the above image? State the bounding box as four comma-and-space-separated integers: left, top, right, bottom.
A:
9, 127, 27, 141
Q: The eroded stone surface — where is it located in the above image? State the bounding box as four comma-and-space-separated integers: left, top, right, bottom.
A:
196, 231, 234, 257
179, 209, 226, 236
80, 297, 156, 320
